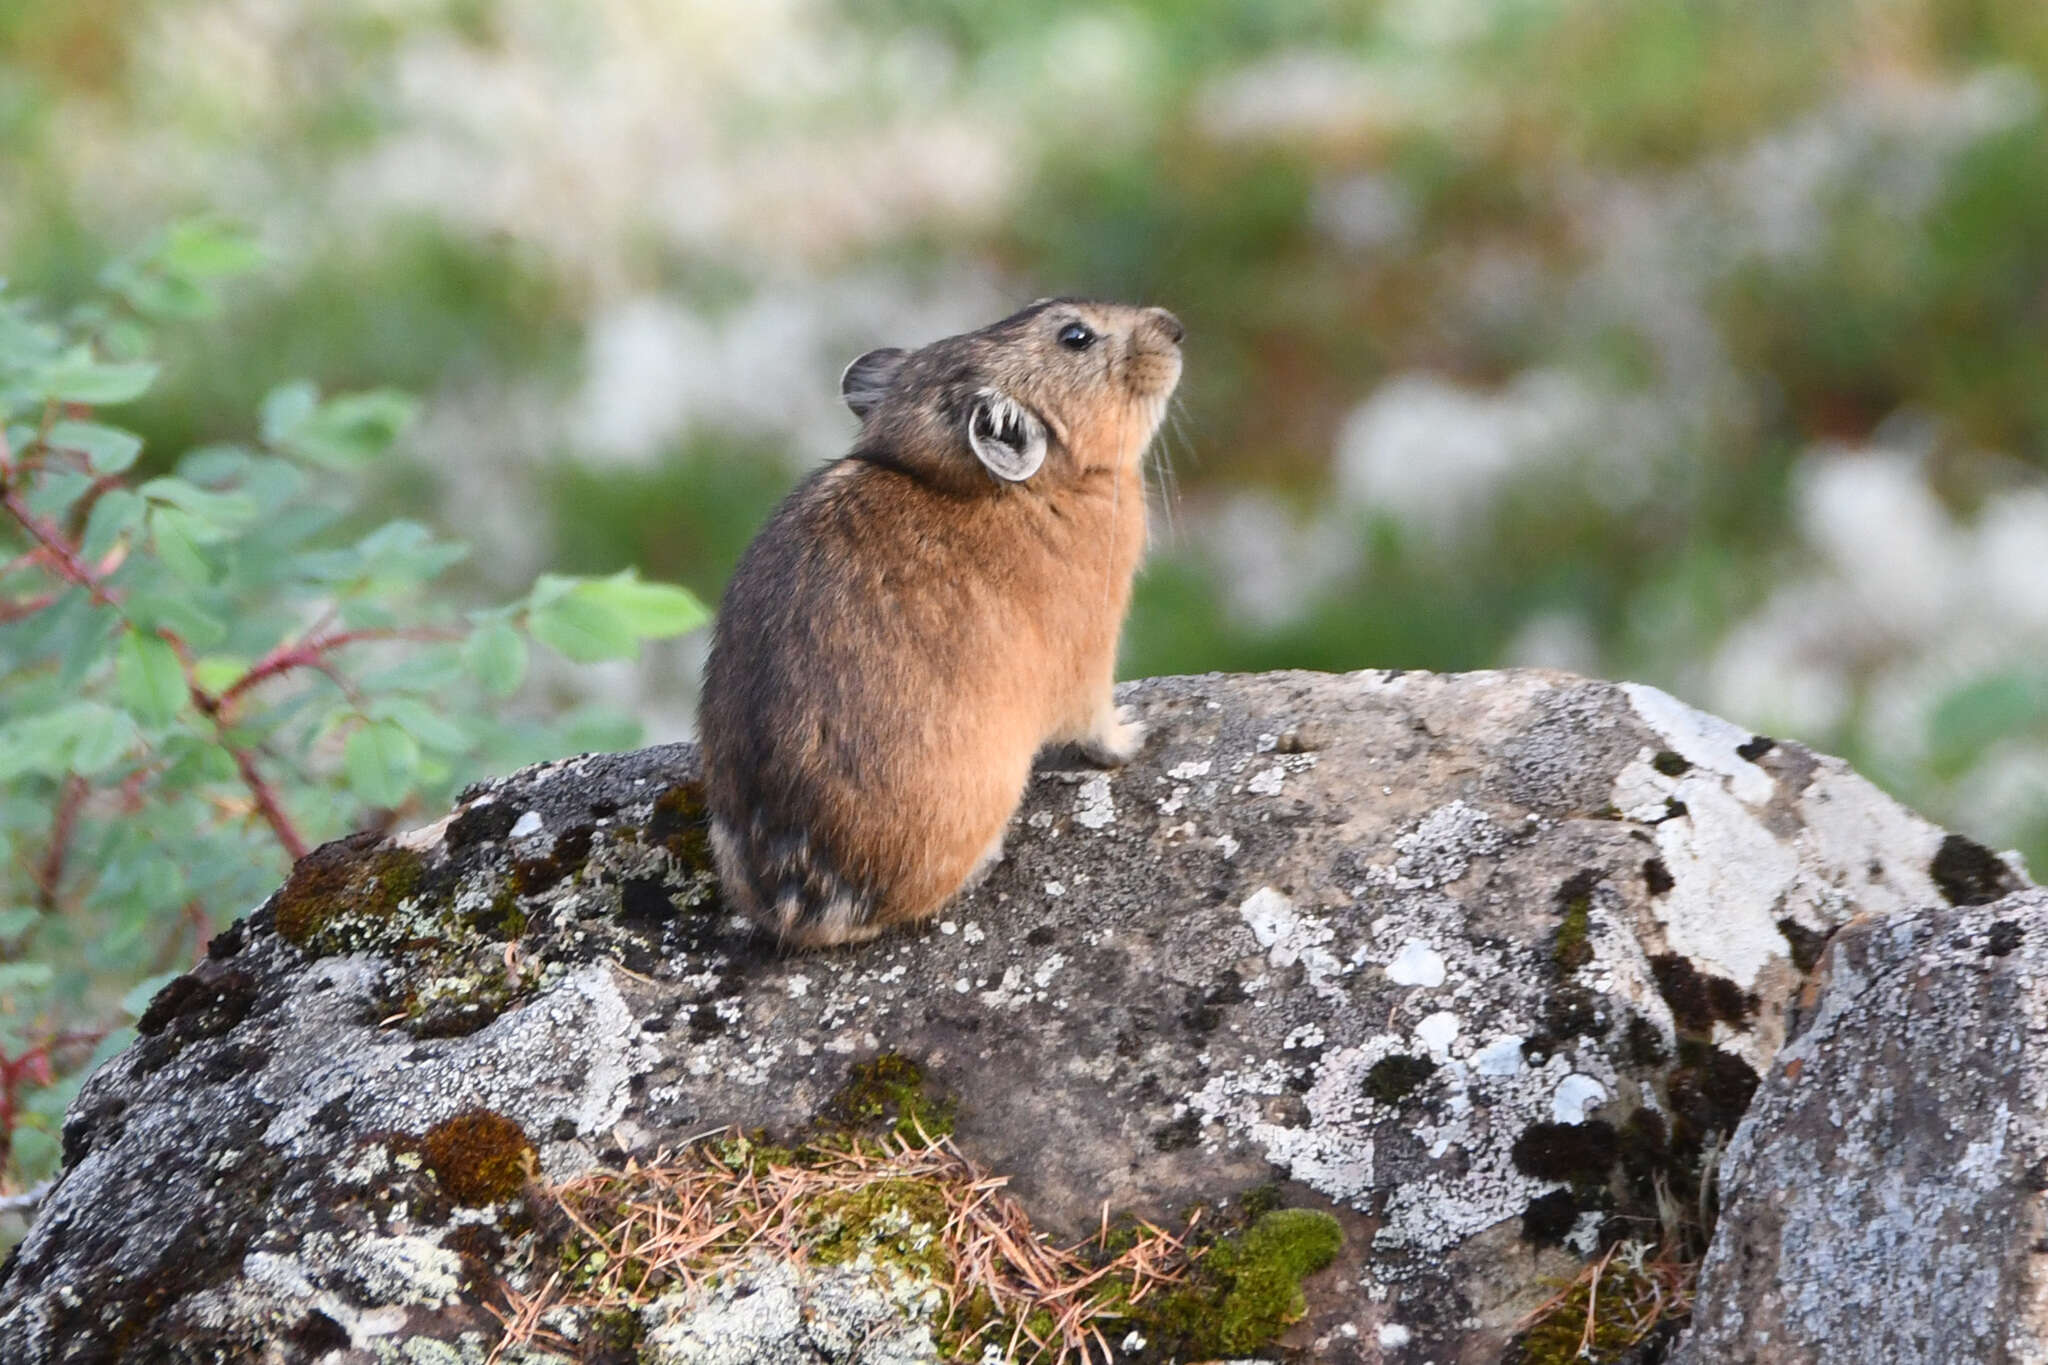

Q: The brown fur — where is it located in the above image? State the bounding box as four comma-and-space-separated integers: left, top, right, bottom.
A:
698, 299, 1183, 946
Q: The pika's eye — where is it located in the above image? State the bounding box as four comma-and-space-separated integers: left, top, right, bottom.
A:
1057, 322, 1097, 351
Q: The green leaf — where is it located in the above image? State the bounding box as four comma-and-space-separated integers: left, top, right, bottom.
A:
37, 349, 159, 404
0, 907, 36, 943
465, 621, 528, 697
78, 487, 143, 563
150, 506, 212, 584
0, 962, 54, 993
367, 698, 472, 754
138, 476, 258, 535
47, 419, 143, 472
65, 702, 138, 774
344, 722, 420, 808
116, 629, 187, 726
158, 221, 263, 279
529, 590, 637, 662
579, 570, 711, 638
125, 591, 227, 648
259, 380, 318, 446
277, 389, 419, 467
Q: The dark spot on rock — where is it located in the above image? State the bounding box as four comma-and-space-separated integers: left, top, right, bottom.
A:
1623, 1015, 1668, 1068
2024, 1158, 2048, 1192
1987, 919, 2025, 957
205, 918, 246, 959
1511, 1121, 1618, 1183
1651, 750, 1691, 777
588, 797, 620, 817
511, 825, 595, 894
443, 1224, 505, 1262
687, 1004, 727, 1041
200, 1042, 269, 1083
619, 878, 676, 929
1615, 1109, 1671, 1199
1669, 1041, 1760, 1140
550, 1117, 579, 1142
420, 1109, 536, 1205
1931, 833, 2021, 907
1206, 971, 1249, 1006
1154, 1113, 1201, 1152
1025, 925, 1057, 946
1735, 735, 1776, 762
61, 1096, 126, 1165
1521, 1189, 1580, 1246
447, 800, 520, 848
1642, 857, 1674, 895
1776, 918, 1829, 973
313, 1097, 352, 1132
286, 1310, 350, 1354
136, 965, 259, 1041
1650, 954, 1756, 1034
1660, 797, 1688, 821
1539, 982, 1608, 1044
1363, 1054, 1437, 1106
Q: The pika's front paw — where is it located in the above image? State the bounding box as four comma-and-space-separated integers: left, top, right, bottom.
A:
1078, 708, 1148, 767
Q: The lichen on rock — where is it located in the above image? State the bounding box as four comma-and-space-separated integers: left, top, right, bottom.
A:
0, 669, 2029, 1363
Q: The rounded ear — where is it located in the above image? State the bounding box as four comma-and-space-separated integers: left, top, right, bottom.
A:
840, 347, 907, 419
967, 390, 1048, 482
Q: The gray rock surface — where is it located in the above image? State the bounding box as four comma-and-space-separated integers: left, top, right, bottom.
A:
0, 668, 2025, 1364
1674, 888, 2048, 1365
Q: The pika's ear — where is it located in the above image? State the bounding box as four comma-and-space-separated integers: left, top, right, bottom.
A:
967, 389, 1048, 482
840, 347, 907, 419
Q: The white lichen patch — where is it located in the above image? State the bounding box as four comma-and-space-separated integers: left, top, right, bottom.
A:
1385, 940, 1447, 988
1238, 888, 1346, 990
1246, 765, 1286, 796
1073, 774, 1117, 830
508, 810, 544, 840
1386, 800, 1508, 888
639, 1254, 937, 1365
1552, 1074, 1608, 1123
1621, 683, 1776, 807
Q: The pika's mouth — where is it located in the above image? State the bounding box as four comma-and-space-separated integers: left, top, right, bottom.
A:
1120, 345, 1183, 402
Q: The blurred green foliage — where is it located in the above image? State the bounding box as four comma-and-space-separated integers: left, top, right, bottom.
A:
0, 229, 704, 1195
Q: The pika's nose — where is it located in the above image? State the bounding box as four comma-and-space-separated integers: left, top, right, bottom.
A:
1146, 308, 1185, 346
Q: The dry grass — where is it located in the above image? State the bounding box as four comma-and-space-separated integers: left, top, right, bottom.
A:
1510, 1239, 1698, 1362
485, 1125, 1200, 1364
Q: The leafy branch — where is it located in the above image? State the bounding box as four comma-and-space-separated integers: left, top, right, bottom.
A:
0, 222, 710, 1191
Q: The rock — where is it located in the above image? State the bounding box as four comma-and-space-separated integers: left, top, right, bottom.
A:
0, 668, 2024, 1364
1672, 889, 2048, 1365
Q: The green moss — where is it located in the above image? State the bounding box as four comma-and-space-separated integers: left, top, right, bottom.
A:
272, 838, 427, 951
824, 1053, 957, 1142
1651, 749, 1692, 777
1110, 1208, 1343, 1358
1507, 1256, 1683, 1364
807, 1177, 954, 1282
420, 1109, 535, 1205
648, 782, 714, 872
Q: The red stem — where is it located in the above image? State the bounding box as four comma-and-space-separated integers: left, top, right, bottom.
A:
217, 627, 456, 710
35, 776, 87, 912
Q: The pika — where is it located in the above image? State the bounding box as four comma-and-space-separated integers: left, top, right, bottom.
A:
698, 298, 1185, 947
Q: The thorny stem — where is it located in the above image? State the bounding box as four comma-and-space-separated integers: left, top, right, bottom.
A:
216, 626, 456, 711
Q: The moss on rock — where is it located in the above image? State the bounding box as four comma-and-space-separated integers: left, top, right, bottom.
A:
420, 1109, 536, 1205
